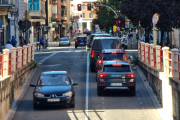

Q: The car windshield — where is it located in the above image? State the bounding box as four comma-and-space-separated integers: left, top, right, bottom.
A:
95, 35, 111, 37
61, 39, 68, 41
77, 37, 86, 40
37, 74, 70, 86
103, 65, 131, 72
102, 53, 126, 61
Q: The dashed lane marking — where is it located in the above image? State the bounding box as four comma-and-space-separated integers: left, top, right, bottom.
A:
38, 52, 58, 65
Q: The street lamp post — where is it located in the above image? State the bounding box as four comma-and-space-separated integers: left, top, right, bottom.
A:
9, 6, 18, 39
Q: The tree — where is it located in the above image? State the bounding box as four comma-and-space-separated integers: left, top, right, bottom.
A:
93, 0, 122, 32
120, 0, 180, 47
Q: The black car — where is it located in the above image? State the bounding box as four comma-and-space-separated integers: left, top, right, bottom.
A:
30, 71, 78, 109
89, 37, 121, 72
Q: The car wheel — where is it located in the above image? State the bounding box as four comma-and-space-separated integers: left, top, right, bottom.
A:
130, 87, 136, 96
33, 102, 39, 109
97, 88, 103, 96
69, 98, 75, 108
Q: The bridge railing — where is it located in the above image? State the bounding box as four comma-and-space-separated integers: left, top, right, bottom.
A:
138, 41, 180, 80
0, 44, 35, 79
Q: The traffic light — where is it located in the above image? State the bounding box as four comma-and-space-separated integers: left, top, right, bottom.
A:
87, 4, 91, 10
34, 31, 37, 34
116, 19, 122, 27
118, 20, 121, 24
78, 4, 81, 11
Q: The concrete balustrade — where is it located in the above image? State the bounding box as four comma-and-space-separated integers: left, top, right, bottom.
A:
17, 47, 22, 69
149, 44, 155, 67
3, 49, 9, 77
23, 45, 28, 66
141, 42, 145, 61
155, 45, 161, 70
27, 44, 31, 63
162, 47, 170, 75
171, 48, 179, 78
10, 47, 17, 72
145, 43, 149, 64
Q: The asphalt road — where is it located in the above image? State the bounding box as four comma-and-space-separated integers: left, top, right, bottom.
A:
12, 42, 161, 120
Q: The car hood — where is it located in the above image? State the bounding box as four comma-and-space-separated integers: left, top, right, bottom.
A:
35, 85, 71, 94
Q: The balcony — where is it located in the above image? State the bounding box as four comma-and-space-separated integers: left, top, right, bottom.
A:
61, 14, 67, 20
52, 0, 57, 4
61, 0, 66, 6
0, 0, 12, 8
28, 10, 46, 20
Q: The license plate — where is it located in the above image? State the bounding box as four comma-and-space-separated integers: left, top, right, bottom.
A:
111, 83, 122, 86
47, 98, 60, 102
80, 43, 84, 44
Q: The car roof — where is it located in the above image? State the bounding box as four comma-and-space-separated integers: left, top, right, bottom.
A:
102, 49, 125, 53
95, 34, 111, 36
93, 37, 119, 39
41, 71, 67, 75
77, 35, 87, 37
61, 37, 68, 39
92, 33, 102, 35
103, 61, 130, 66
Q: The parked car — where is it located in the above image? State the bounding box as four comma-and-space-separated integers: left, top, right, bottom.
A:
59, 37, 71, 46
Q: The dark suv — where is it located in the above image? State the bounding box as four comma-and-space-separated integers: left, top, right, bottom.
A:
96, 61, 136, 96
86, 34, 111, 50
89, 37, 121, 72
75, 36, 87, 48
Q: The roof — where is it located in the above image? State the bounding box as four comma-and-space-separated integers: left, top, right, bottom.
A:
102, 49, 125, 53
103, 61, 129, 66
93, 37, 119, 40
41, 71, 67, 75
95, 34, 111, 36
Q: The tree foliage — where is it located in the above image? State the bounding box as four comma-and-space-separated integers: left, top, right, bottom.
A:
120, 0, 180, 46
93, 0, 122, 32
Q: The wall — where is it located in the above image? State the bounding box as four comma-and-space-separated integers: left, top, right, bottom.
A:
0, 61, 35, 120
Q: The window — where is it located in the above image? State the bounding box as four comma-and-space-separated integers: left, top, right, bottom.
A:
103, 65, 131, 72
52, 5, 57, 18
0, 0, 9, 4
28, 0, 40, 12
82, 13, 85, 18
82, 4, 85, 10
89, 13, 93, 18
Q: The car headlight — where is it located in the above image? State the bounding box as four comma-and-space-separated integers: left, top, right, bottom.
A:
63, 91, 72, 97
129, 79, 134, 82
35, 93, 44, 97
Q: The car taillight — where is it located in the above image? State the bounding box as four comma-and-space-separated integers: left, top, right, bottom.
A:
112, 64, 121, 67
92, 50, 95, 57
126, 74, 135, 78
75, 40, 78, 42
112, 52, 116, 54
98, 60, 102, 64
128, 82, 134, 86
99, 74, 108, 78
100, 82, 106, 85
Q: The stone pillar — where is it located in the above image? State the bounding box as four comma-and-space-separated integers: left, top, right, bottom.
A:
32, 43, 35, 60
17, 47, 22, 68
138, 41, 141, 59
145, 43, 149, 64
3, 49, 9, 77
27, 44, 31, 63
155, 45, 161, 70
162, 47, 170, 75
171, 48, 179, 78
10, 47, 17, 72
149, 44, 155, 67
23, 45, 28, 65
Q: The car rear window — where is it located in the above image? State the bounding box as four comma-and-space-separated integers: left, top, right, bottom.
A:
102, 53, 126, 61
103, 65, 131, 72
61, 38, 68, 41
38, 75, 70, 86
77, 37, 86, 40
92, 39, 121, 50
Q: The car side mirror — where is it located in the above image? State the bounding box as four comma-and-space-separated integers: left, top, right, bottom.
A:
30, 84, 36, 87
128, 56, 132, 59
73, 82, 78, 86
95, 66, 99, 71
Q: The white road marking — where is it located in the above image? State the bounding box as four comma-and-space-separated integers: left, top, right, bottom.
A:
103, 112, 106, 115
85, 52, 89, 120
38, 52, 58, 65
41, 64, 61, 67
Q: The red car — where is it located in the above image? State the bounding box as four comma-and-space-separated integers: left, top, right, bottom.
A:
95, 49, 132, 72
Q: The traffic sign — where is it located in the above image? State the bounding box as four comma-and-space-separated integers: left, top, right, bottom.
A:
113, 25, 117, 32
117, 27, 120, 31
22, 19, 31, 30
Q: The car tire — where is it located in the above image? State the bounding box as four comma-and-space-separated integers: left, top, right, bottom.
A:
130, 87, 136, 96
97, 88, 103, 96
69, 98, 75, 108
33, 102, 39, 109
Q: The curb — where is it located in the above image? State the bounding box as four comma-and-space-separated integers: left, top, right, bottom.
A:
136, 66, 173, 120
4, 67, 38, 120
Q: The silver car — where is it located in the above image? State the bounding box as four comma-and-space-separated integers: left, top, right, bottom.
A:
96, 60, 136, 96
59, 37, 71, 46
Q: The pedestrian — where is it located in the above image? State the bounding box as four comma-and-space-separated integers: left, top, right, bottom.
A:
11, 36, 17, 47
40, 36, 44, 48
5, 41, 13, 52
20, 36, 24, 47
24, 38, 27, 45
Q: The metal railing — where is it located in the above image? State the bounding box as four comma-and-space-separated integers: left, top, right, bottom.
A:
165, 51, 173, 76
0, 54, 6, 77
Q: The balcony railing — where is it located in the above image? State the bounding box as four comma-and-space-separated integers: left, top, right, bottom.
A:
61, 0, 66, 6
52, 0, 57, 4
